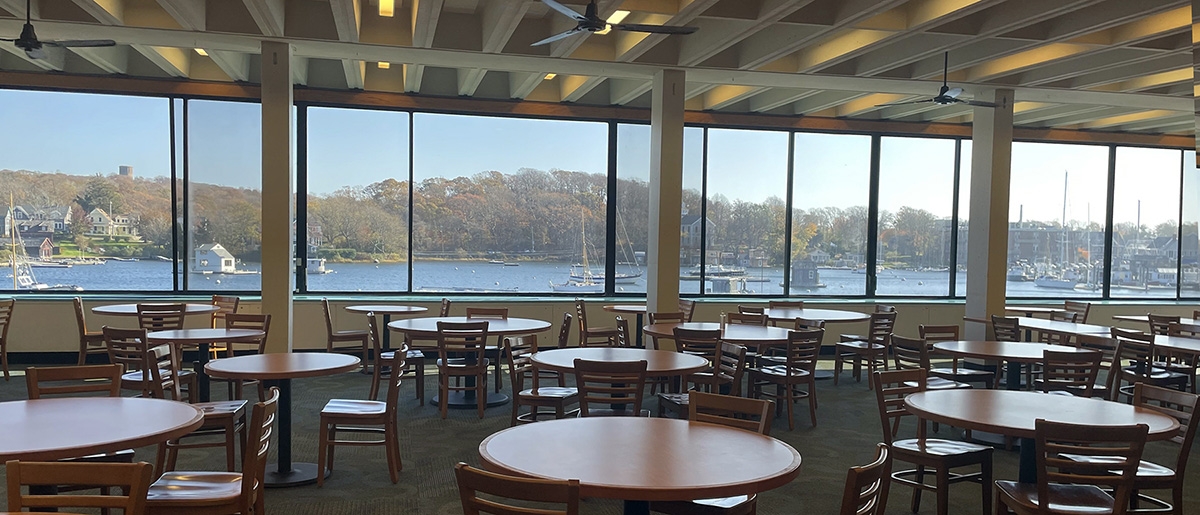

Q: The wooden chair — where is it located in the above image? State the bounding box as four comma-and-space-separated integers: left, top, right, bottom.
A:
465, 307, 509, 393
401, 298, 451, 381
736, 305, 764, 315
873, 368, 992, 515
505, 335, 578, 425
889, 334, 971, 390
994, 419, 1147, 515
647, 311, 685, 350
557, 312, 572, 347
365, 313, 424, 403
1037, 349, 1105, 397
875, 305, 897, 313
835, 311, 896, 387
0, 298, 13, 381
104, 326, 197, 403
750, 328, 823, 429
145, 387, 279, 515
658, 342, 747, 419
573, 358, 648, 417
726, 312, 767, 326
768, 300, 804, 309
920, 324, 995, 388
136, 303, 186, 331
320, 298, 368, 373
1162, 322, 1200, 393
649, 391, 772, 515
454, 462, 579, 515
1036, 310, 1078, 346
839, 443, 891, 515
220, 313, 272, 400
674, 327, 722, 357
317, 346, 405, 486
1147, 314, 1181, 336
73, 297, 106, 365
435, 321, 491, 419
574, 298, 618, 347
26, 364, 122, 398
1110, 334, 1189, 401
992, 315, 1022, 342
210, 295, 240, 328
678, 299, 696, 322
613, 315, 631, 347
6, 461, 154, 515
1063, 300, 1092, 324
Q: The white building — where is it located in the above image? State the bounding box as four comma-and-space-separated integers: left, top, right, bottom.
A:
194, 243, 236, 273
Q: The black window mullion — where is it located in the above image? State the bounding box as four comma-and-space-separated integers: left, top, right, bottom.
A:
295, 104, 308, 293
948, 139, 962, 297
605, 122, 617, 296
1102, 145, 1117, 299
866, 135, 881, 296
181, 99, 190, 292
782, 132, 795, 295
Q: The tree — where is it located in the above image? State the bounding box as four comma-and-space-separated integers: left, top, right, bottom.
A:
75, 176, 123, 214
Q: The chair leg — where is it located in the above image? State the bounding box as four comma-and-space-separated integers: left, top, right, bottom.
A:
477, 373, 487, 419
833, 354, 843, 385
936, 467, 950, 515
911, 465, 924, 513
1, 340, 8, 381
782, 383, 794, 431
413, 358, 426, 406
224, 419, 236, 472
369, 360, 382, 400
807, 383, 818, 427
77, 341, 88, 366
385, 423, 400, 484
439, 374, 449, 420
316, 420, 330, 487
982, 454, 993, 515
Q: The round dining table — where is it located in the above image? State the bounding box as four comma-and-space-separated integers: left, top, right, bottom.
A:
603, 304, 646, 347
92, 303, 221, 317
532, 347, 708, 376
205, 353, 360, 487
344, 304, 428, 350
0, 397, 204, 461
905, 389, 1180, 483
933, 341, 1089, 391
642, 322, 791, 350
480, 417, 802, 515
148, 328, 266, 402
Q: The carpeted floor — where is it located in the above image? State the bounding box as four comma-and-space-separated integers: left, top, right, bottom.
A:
0, 363, 1196, 515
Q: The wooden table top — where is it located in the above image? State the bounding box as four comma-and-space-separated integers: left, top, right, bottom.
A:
763, 308, 870, 323
92, 303, 221, 316
603, 304, 646, 314
1005, 306, 1064, 316
1016, 317, 1112, 335
933, 341, 1089, 363
344, 305, 429, 315
479, 417, 802, 501
0, 398, 204, 461
205, 353, 360, 380
905, 390, 1179, 441
147, 328, 266, 342
642, 322, 792, 345
387, 316, 552, 337
1112, 315, 1198, 325
1155, 334, 1200, 354
530, 348, 709, 375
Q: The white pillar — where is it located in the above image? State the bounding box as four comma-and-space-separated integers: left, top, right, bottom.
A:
964, 89, 1015, 339
261, 41, 294, 353
647, 69, 685, 314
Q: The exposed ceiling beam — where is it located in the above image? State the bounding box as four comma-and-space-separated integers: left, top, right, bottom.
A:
156, 0, 205, 31
458, 0, 530, 96
207, 49, 249, 81
71, 45, 129, 74
242, 0, 285, 37
1078, 109, 1180, 129
405, 0, 445, 93
328, 0, 363, 90
0, 43, 62, 71
1014, 104, 1110, 125
68, 0, 191, 77
0, 0, 32, 18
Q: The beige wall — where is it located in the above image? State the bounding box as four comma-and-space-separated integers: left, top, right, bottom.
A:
9, 298, 1197, 355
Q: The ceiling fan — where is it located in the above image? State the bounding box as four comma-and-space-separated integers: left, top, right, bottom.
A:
533, 0, 698, 46
876, 52, 996, 108
1, 0, 115, 60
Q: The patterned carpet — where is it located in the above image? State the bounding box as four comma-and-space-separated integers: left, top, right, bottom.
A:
0, 362, 1196, 515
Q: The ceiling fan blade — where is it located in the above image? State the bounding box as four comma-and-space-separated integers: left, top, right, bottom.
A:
540, 0, 587, 21
612, 23, 698, 35
944, 87, 963, 99
875, 98, 935, 107
45, 39, 116, 48
531, 28, 586, 46
25, 47, 44, 59
964, 100, 997, 108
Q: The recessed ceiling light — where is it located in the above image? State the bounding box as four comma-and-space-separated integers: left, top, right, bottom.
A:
379, 0, 393, 17
194, 48, 208, 56
597, 10, 629, 35
544, 73, 556, 80
378, 62, 390, 69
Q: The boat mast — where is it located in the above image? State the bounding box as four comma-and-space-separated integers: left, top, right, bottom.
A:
1061, 171, 1068, 267
9, 194, 15, 290
580, 210, 591, 282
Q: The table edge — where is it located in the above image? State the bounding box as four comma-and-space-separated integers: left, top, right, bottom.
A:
204, 354, 362, 380
0, 399, 204, 462
529, 348, 710, 375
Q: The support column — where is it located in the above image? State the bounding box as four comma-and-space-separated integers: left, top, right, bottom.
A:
964, 89, 1014, 340
647, 69, 685, 314
261, 41, 294, 353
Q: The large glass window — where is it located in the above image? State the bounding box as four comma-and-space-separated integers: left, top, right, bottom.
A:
704, 129, 788, 295
877, 136, 957, 296
1008, 142, 1109, 298
1183, 151, 1199, 298
791, 133, 872, 295
1110, 147, 1182, 298
306, 107, 410, 292
411, 114, 608, 293
0, 90, 173, 291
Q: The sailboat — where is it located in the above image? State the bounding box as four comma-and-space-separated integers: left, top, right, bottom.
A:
569, 211, 643, 284
5, 201, 81, 291
1034, 172, 1082, 290
552, 211, 603, 293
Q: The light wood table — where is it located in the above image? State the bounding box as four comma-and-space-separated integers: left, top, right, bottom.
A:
763, 307, 870, 324
642, 322, 791, 350
933, 341, 1088, 391
533, 347, 709, 397
905, 389, 1179, 483
1155, 334, 1200, 355
92, 303, 221, 317
603, 304, 646, 347
1016, 317, 1111, 338
205, 353, 360, 487
0, 397, 204, 461
479, 417, 802, 515
1112, 314, 1197, 326
344, 304, 428, 350
148, 328, 266, 402
1004, 306, 1064, 318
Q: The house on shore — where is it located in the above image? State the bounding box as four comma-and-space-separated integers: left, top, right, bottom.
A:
194, 243, 236, 273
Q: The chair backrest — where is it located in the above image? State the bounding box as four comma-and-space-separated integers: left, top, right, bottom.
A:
889, 334, 928, 371
1195, 310, 1200, 321
465, 307, 508, 319
211, 294, 240, 328
703, 342, 747, 396
365, 312, 382, 356
648, 312, 685, 325
1063, 300, 1091, 323
136, 303, 185, 331
72, 296, 90, 339
504, 335, 539, 394
1040, 349, 1102, 395
241, 387, 280, 513
736, 305, 764, 315
103, 325, 180, 400
1148, 314, 1181, 336
991, 315, 1021, 342
26, 364, 123, 399
1133, 383, 1200, 478
573, 358, 647, 417
454, 462, 580, 515
1112, 326, 1153, 343
726, 312, 767, 326
768, 300, 804, 309
381, 343, 408, 417
672, 327, 722, 356
839, 443, 891, 515
614, 316, 630, 347
1035, 419, 1146, 515
574, 298, 590, 334
0, 298, 14, 341
6, 461, 154, 514
557, 312, 572, 348
872, 368, 927, 445
687, 391, 773, 436
778, 328, 823, 380
866, 312, 897, 344
793, 318, 825, 330
1049, 310, 1078, 323
224, 313, 272, 354
436, 321, 491, 370
1110, 337, 1159, 398
440, 298, 452, 317
918, 324, 959, 343
874, 304, 896, 313
1040, 311, 1077, 345
1168, 321, 1200, 338
321, 297, 337, 337
678, 299, 696, 322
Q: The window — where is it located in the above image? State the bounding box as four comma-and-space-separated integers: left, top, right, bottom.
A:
1183, 151, 1199, 298
791, 133, 872, 295
306, 107, 410, 292
411, 114, 608, 293
1007, 142, 1109, 298
1110, 147, 1182, 298
0, 90, 173, 291
877, 137, 958, 296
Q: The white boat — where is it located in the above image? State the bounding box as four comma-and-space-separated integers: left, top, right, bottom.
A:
684, 264, 746, 278
1033, 275, 1079, 290
5, 202, 81, 291
1007, 264, 1034, 282
307, 257, 332, 274
552, 211, 604, 293
569, 264, 641, 284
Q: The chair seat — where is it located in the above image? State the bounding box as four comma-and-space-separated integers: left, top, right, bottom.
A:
406, 349, 425, 359
752, 365, 811, 379
658, 392, 688, 405
995, 480, 1117, 515
197, 400, 247, 417
649, 495, 755, 515
436, 358, 491, 368
1060, 455, 1175, 480
581, 408, 649, 417
332, 329, 368, 338
892, 438, 991, 457
518, 387, 578, 399
146, 471, 243, 506
121, 369, 195, 384
835, 341, 884, 352
322, 399, 386, 416
929, 367, 993, 379
1122, 365, 1188, 382
925, 377, 971, 390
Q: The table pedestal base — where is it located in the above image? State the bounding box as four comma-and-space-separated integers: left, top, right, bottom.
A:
624, 500, 649, 515
432, 392, 510, 409
265, 462, 328, 488
963, 429, 1018, 449
813, 370, 834, 380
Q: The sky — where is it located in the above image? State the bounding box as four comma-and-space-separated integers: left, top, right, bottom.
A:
0, 88, 1192, 228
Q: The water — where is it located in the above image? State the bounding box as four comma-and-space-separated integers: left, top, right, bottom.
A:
9, 259, 1190, 298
